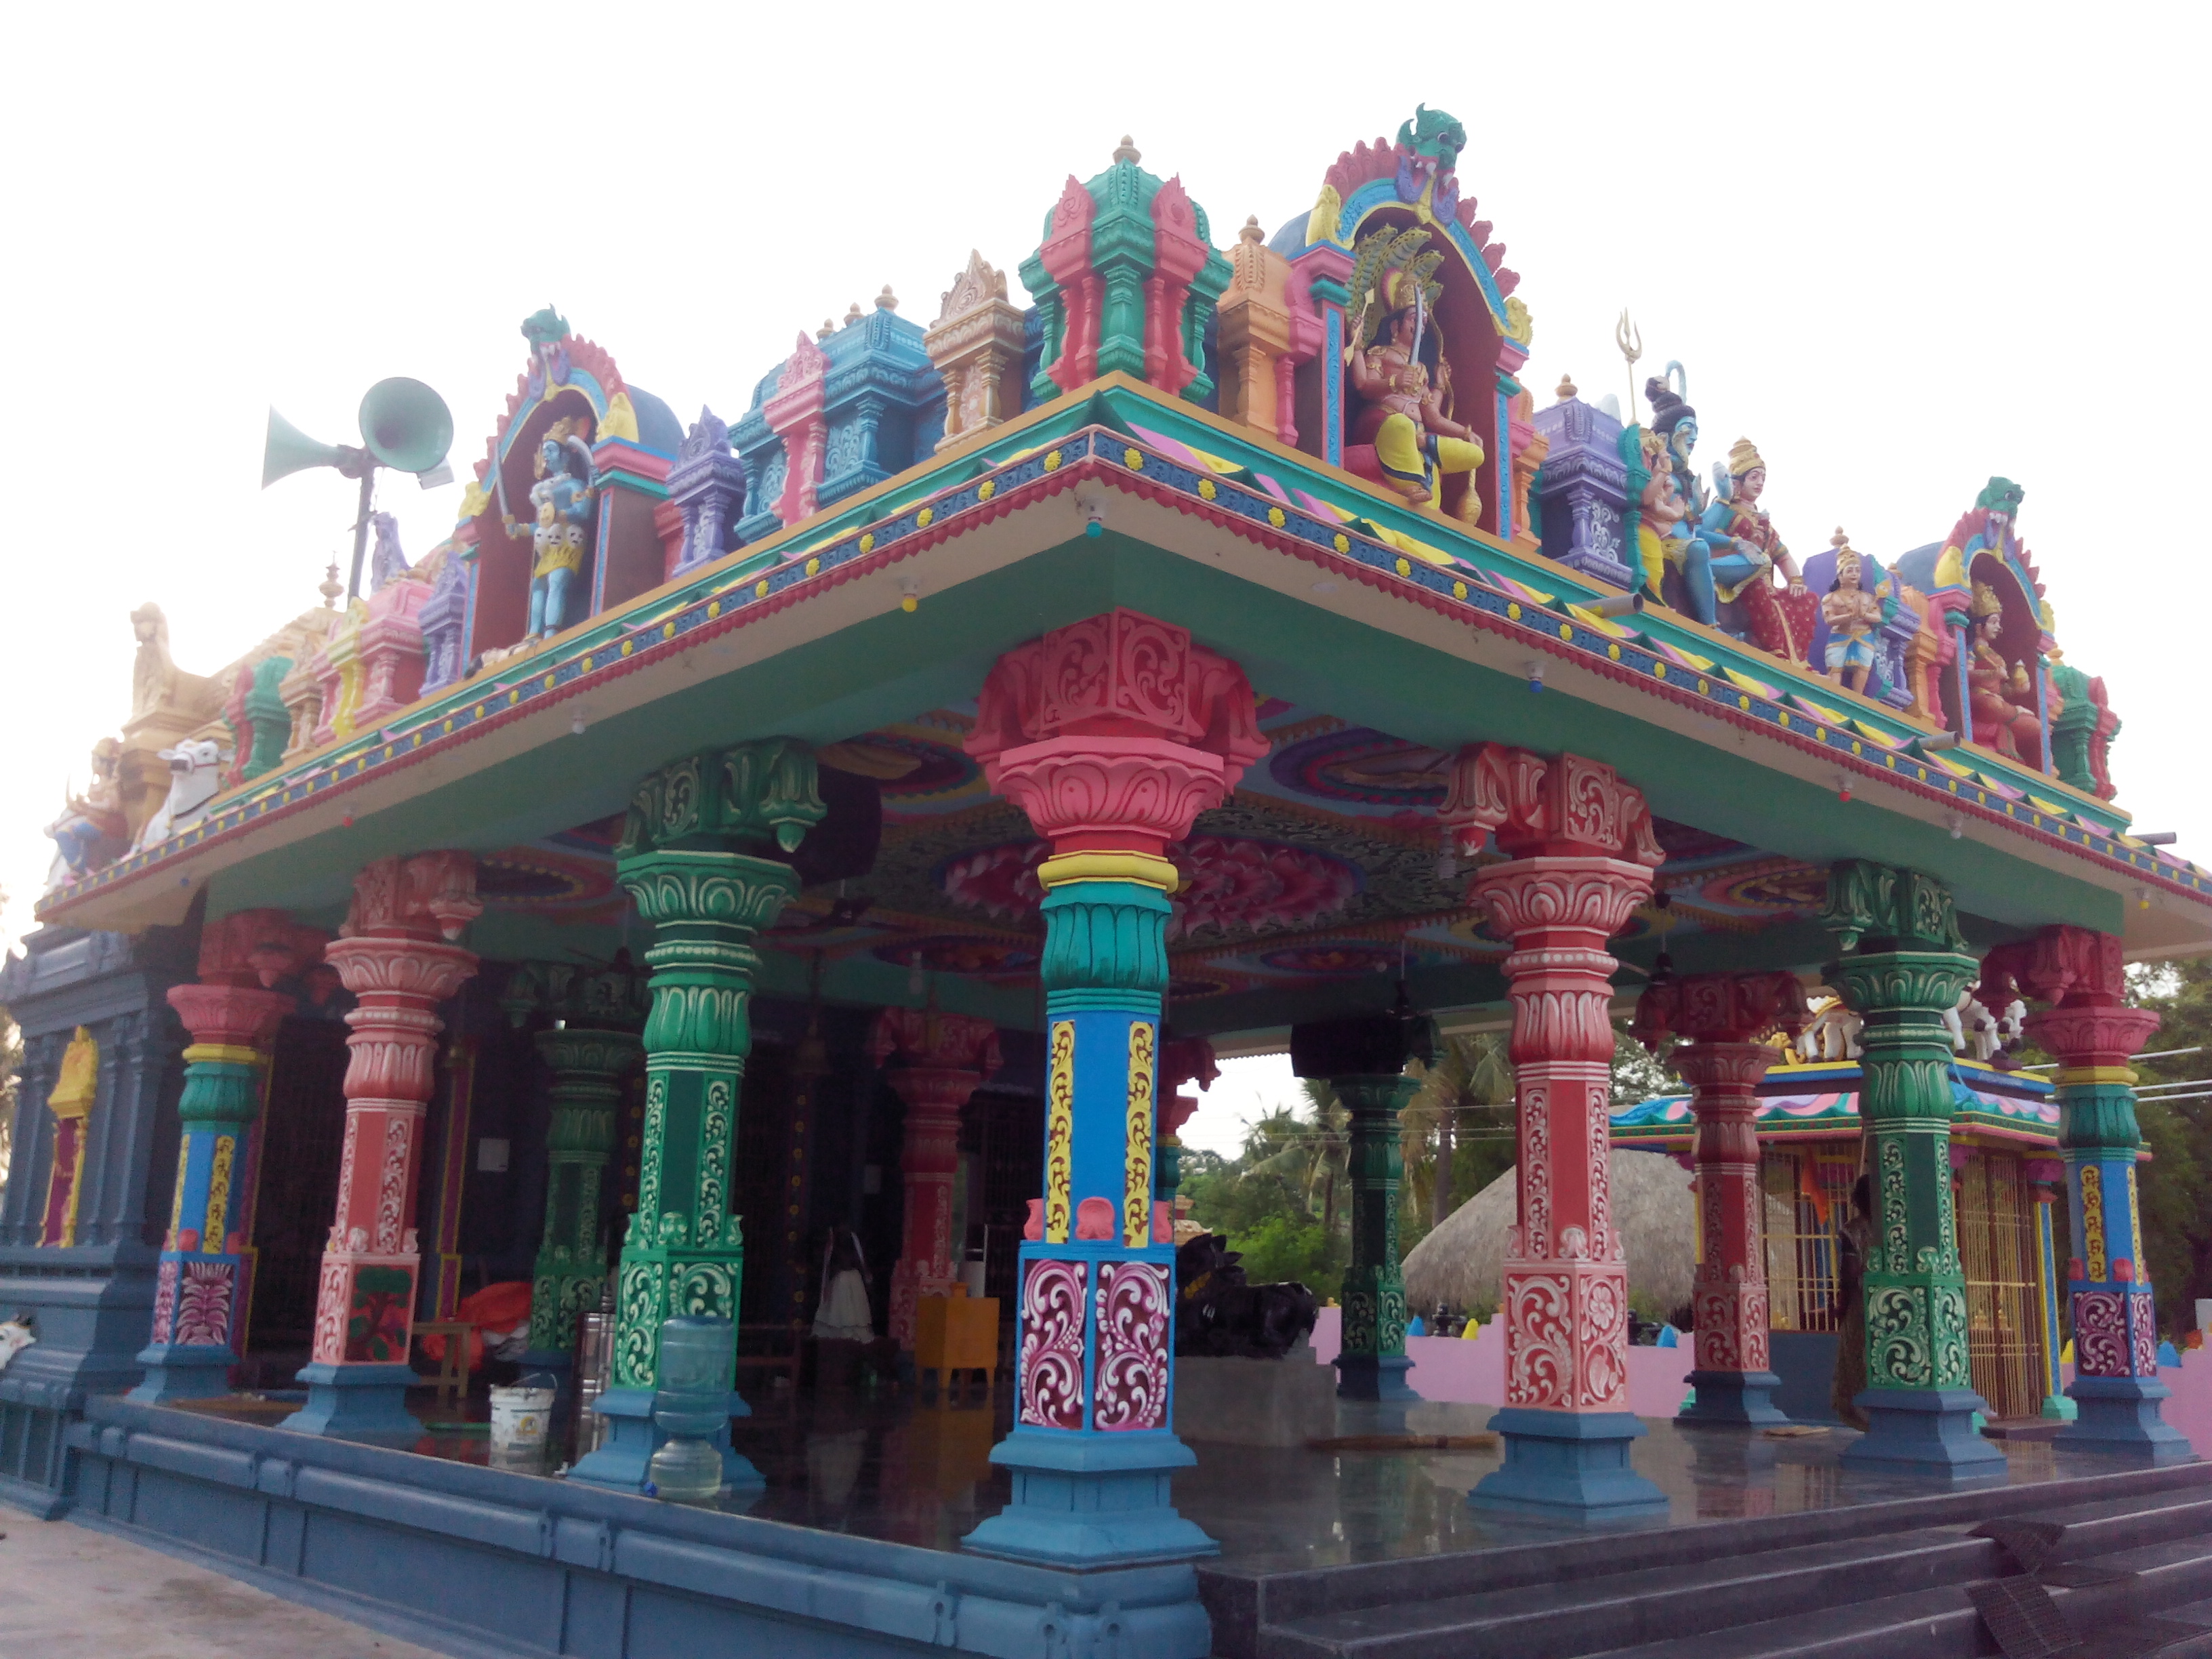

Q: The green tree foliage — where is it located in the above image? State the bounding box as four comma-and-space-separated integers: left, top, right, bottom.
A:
1178, 1021, 1677, 1295
2127, 959, 2212, 1332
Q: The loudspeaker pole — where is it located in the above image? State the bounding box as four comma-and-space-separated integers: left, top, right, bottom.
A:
347, 466, 376, 601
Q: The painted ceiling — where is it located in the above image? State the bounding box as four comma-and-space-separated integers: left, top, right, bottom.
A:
476, 702, 1837, 1009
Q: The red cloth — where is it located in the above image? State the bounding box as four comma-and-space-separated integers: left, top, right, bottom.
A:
415, 1280, 535, 1370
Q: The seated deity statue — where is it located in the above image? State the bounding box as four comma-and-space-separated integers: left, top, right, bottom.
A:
43, 737, 127, 889
1637, 379, 1736, 626
1344, 228, 1484, 520
522, 417, 598, 640
1966, 581, 2043, 760
1702, 438, 1812, 659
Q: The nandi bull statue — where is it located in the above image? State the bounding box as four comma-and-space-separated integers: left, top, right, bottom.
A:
130, 737, 230, 852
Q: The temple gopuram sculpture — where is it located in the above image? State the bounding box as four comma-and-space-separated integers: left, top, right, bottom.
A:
1701, 438, 1811, 660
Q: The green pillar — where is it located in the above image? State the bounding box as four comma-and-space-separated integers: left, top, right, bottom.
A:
525, 1027, 639, 1355
567, 741, 822, 1495
1820, 860, 2003, 1481
1335, 1074, 1418, 1401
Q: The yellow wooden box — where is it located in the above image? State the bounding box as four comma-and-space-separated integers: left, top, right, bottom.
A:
915, 1290, 998, 1376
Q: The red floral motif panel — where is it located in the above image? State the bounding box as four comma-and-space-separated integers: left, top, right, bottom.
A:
150, 1258, 180, 1345
1577, 1267, 1629, 1409
176, 1261, 235, 1348
1092, 1261, 1170, 1431
2074, 1290, 2127, 1377
1504, 1269, 1573, 1408
2131, 1290, 2159, 1377
1018, 1258, 1089, 1430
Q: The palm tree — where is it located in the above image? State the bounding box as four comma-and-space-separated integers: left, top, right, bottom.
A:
1240, 1082, 1350, 1231
1402, 1033, 1515, 1230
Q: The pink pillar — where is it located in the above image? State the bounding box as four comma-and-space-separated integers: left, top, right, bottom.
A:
868, 1006, 1001, 1348
1632, 970, 1807, 1424
283, 853, 480, 1438
1441, 743, 1668, 1518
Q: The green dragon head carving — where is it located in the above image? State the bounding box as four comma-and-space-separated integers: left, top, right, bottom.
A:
1397, 104, 1467, 173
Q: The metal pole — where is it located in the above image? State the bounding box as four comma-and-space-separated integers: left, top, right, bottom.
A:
346, 468, 376, 601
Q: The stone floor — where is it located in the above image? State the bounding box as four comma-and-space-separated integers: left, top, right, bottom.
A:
7, 1513, 444, 1659
178, 1375, 2170, 1571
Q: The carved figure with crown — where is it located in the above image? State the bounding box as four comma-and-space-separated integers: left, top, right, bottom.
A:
1344, 227, 1485, 518
1821, 540, 1885, 693
1702, 438, 1814, 661
523, 418, 598, 638
1968, 579, 2045, 760
43, 738, 127, 890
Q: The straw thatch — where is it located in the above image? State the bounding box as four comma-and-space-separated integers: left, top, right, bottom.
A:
1401, 1149, 1696, 1315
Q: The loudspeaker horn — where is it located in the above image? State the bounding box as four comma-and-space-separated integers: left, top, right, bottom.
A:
261, 408, 350, 489
357, 376, 454, 475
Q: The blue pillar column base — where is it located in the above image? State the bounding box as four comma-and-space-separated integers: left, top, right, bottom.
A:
126, 1342, 237, 1406
963, 1428, 1218, 1566
2057, 1376, 2194, 1462
1677, 1369, 1788, 1426
1842, 1387, 2007, 1481
1334, 1353, 1418, 1402
1470, 1408, 1668, 1520
281, 1362, 421, 1439
564, 1387, 762, 1494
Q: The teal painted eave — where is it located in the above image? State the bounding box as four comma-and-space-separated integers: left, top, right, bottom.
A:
54, 378, 2212, 977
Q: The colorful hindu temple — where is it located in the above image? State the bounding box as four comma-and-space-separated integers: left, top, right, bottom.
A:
9, 106, 2212, 1657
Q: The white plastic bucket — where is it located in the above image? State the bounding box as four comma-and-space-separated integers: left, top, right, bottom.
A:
489, 1385, 556, 1450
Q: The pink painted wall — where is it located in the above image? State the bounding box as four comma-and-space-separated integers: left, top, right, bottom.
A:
1305, 1307, 1694, 1418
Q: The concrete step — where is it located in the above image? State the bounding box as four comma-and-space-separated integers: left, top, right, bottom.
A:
1584, 1525, 2212, 1659
1256, 1527, 2000, 1659
1201, 1457, 2212, 1659
1252, 1479, 2212, 1659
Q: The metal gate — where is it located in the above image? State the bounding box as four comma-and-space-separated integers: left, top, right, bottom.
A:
1958, 1149, 2045, 1421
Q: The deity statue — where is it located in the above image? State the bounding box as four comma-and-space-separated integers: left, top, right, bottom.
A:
44, 737, 127, 887
1636, 378, 1741, 626
1701, 438, 1812, 659
523, 418, 598, 639
1966, 580, 2043, 760
1820, 544, 1884, 693
1344, 227, 1485, 520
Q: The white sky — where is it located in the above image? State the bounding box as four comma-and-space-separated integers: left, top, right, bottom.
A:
6, 5, 2208, 957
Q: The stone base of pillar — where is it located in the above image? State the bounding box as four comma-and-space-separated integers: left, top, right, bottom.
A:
2058, 1376, 2195, 1462
1678, 1369, 1788, 1426
1470, 1408, 1668, 1519
282, 1361, 420, 1439
125, 1343, 237, 1406
1333, 1353, 1419, 1403
564, 1387, 764, 1494
963, 1429, 1217, 1567
1842, 1387, 2007, 1481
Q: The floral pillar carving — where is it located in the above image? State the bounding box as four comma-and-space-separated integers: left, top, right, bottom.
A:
567, 741, 824, 1496
1981, 926, 2188, 1460
131, 911, 323, 1404
1820, 860, 2005, 1480
960, 607, 1260, 1568
869, 1006, 1001, 1348
1632, 970, 1807, 1425
283, 854, 480, 1439
528, 1030, 640, 1354
1441, 743, 1669, 1517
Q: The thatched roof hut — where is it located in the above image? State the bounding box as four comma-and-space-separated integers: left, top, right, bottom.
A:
1402, 1149, 1696, 1314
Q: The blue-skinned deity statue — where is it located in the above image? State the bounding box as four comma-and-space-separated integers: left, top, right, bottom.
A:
525, 419, 598, 639
1639, 374, 1759, 628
